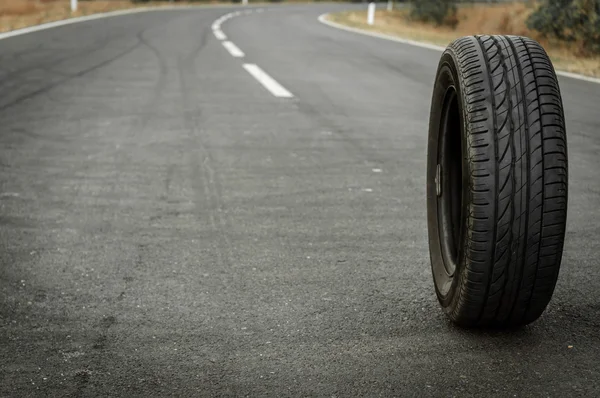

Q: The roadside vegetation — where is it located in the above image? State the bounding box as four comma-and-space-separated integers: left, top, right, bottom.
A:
328, 0, 600, 77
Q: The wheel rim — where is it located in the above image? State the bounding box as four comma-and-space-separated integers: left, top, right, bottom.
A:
435, 85, 464, 295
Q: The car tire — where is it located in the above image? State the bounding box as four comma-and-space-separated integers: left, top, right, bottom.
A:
426, 35, 568, 328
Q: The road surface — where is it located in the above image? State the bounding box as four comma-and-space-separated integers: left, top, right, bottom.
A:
1, 4, 599, 397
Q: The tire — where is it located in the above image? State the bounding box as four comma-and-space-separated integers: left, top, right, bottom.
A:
426, 35, 568, 328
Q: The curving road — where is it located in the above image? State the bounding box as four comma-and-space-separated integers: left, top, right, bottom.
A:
1, 4, 599, 397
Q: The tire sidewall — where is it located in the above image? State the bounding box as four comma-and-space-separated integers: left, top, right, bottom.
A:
427, 50, 470, 312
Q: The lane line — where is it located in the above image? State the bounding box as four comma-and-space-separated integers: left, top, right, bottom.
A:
317, 13, 600, 85
243, 64, 294, 98
213, 29, 227, 40
222, 40, 245, 57
212, 10, 246, 42
212, 9, 294, 99
554, 70, 600, 85
317, 14, 445, 51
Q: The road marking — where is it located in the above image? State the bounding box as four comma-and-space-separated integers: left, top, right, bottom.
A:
318, 13, 445, 51
213, 29, 227, 40
243, 64, 293, 98
372, 168, 382, 173
0, 192, 20, 198
554, 70, 600, 84
318, 13, 600, 85
222, 41, 244, 57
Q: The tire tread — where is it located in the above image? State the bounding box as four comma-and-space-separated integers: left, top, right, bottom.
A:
442, 35, 567, 327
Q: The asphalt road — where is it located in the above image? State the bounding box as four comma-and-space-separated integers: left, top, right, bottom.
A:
1, 3, 599, 397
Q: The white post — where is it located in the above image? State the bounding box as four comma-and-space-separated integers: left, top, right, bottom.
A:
387, 0, 393, 12
71, 0, 77, 12
367, 2, 375, 25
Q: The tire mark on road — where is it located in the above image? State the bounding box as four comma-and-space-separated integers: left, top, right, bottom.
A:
177, 26, 235, 271
136, 27, 169, 131
0, 35, 115, 91
0, 37, 144, 114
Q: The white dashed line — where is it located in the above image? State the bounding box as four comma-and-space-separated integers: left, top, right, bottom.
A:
222, 40, 245, 57
212, 11, 237, 41
243, 64, 294, 98
212, 10, 294, 99
372, 168, 382, 173
213, 29, 226, 40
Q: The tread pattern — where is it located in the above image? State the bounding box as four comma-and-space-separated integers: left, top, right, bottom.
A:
447, 35, 568, 327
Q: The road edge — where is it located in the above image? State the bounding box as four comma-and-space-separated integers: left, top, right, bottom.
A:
318, 13, 600, 85
0, 4, 241, 41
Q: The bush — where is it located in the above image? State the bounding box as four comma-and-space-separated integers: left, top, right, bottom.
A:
409, 0, 457, 27
527, 0, 600, 55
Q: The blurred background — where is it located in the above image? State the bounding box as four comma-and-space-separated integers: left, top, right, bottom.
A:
1, 0, 598, 76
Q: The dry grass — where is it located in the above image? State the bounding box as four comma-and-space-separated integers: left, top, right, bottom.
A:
328, 4, 600, 78
0, 0, 41, 17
